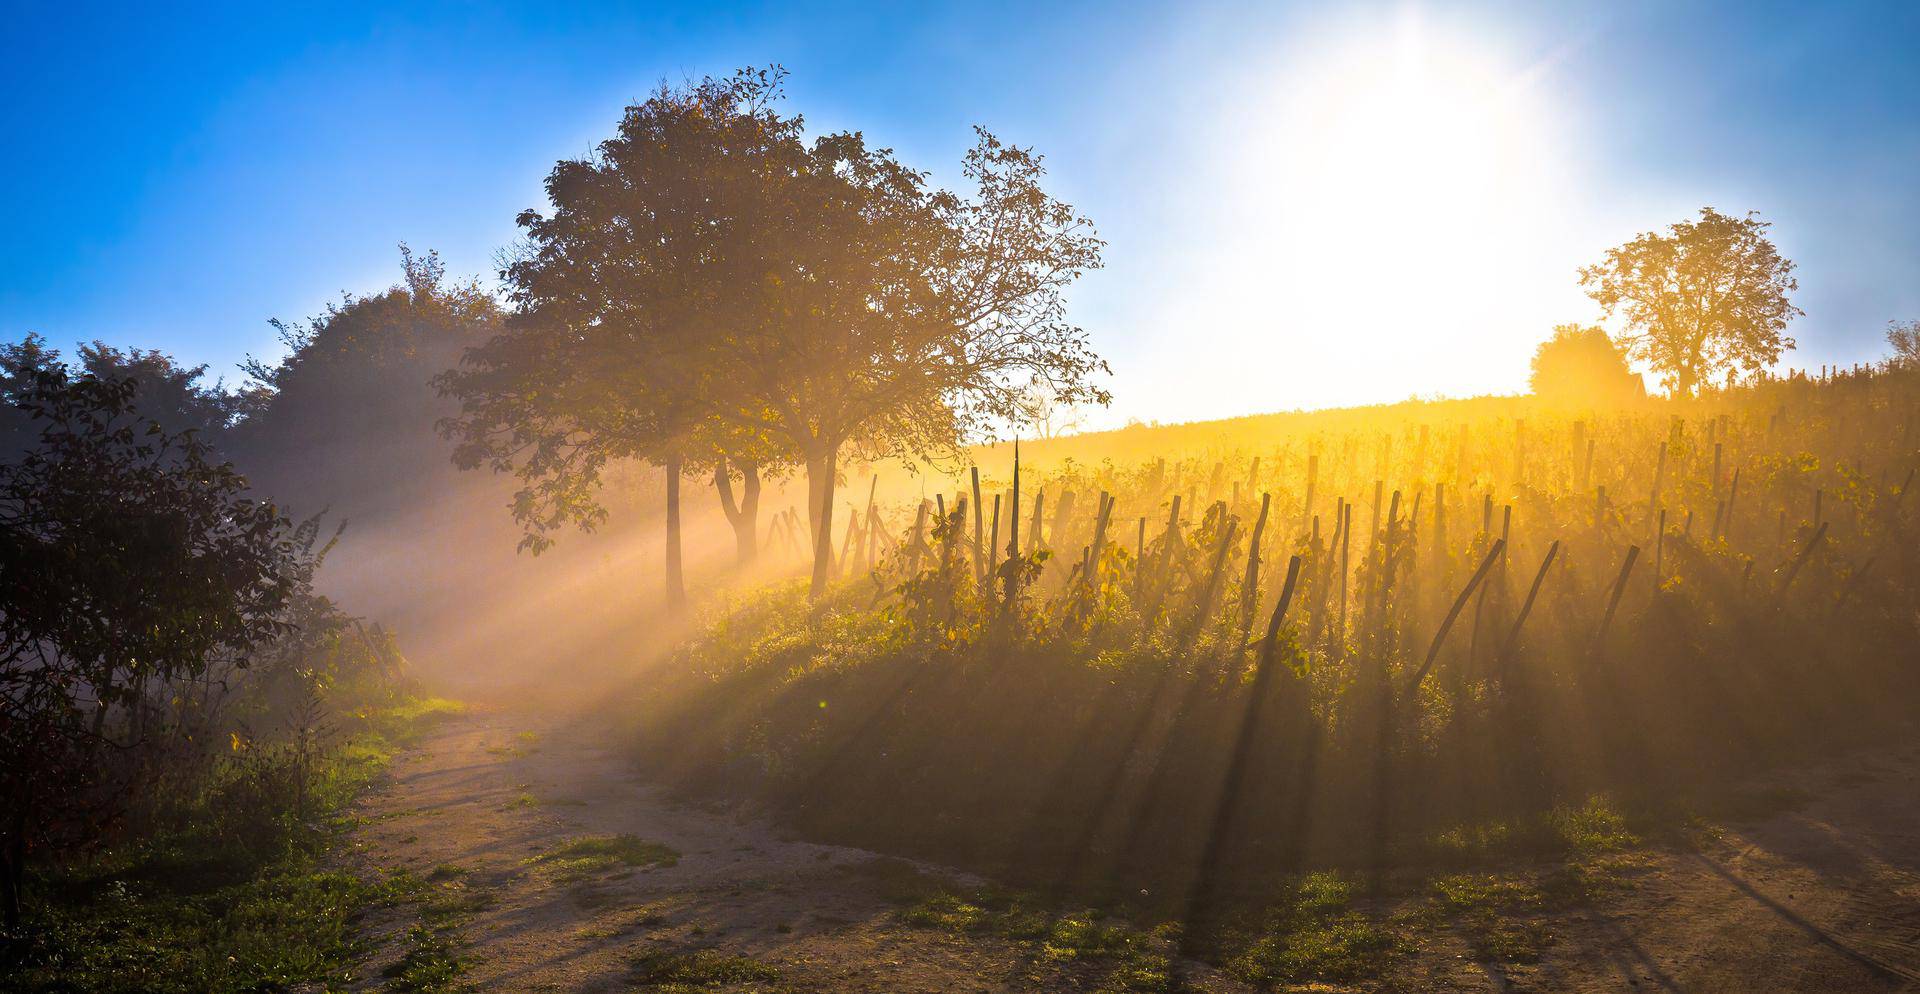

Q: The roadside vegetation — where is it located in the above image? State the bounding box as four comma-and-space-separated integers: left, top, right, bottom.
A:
627, 357, 1920, 960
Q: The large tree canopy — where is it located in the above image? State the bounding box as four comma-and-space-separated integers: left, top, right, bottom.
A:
441, 67, 1107, 600
1578, 208, 1800, 396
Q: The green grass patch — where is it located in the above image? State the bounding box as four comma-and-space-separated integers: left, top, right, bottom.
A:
1426, 873, 1553, 965
898, 885, 1177, 992
1225, 870, 1405, 985
528, 835, 680, 881
1231, 913, 1400, 984
382, 923, 471, 992
6, 693, 473, 994
1551, 796, 1639, 855
628, 947, 781, 986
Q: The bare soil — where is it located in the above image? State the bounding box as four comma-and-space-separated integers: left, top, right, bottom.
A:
344, 706, 1920, 992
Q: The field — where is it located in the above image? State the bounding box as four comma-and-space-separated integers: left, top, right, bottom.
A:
631, 364, 1920, 931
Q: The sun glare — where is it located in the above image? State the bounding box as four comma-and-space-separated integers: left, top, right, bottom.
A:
1205, 14, 1584, 412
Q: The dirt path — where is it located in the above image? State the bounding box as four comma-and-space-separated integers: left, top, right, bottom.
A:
346, 707, 1920, 992
343, 706, 1250, 992
1536, 743, 1920, 993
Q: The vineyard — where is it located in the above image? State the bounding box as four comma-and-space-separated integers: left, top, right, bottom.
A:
636, 363, 1920, 918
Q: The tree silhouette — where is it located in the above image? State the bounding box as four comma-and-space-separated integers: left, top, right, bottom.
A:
1579, 208, 1800, 396
1528, 324, 1643, 406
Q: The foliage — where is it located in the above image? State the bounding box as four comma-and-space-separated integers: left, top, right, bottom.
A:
438, 66, 1108, 598
1528, 323, 1643, 406
0, 369, 318, 927
1, 688, 466, 991
633, 363, 1920, 909
1579, 207, 1801, 395
231, 245, 501, 518
1886, 318, 1920, 368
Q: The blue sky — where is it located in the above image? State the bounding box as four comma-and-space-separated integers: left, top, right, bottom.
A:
4, 1, 1917, 426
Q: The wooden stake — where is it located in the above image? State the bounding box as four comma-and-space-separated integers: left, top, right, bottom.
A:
1406, 539, 1504, 695
1498, 540, 1560, 670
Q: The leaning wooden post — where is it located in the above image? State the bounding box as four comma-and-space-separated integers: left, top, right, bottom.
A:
1238, 492, 1272, 647
842, 497, 865, 572
1405, 539, 1504, 695
1648, 441, 1667, 535
1254, 555, 1305, 679
1004, 441, 1020, 609
1368, 480, 1384, 553
1777, 520, 1829, 597
1302, 452, 1319, 537
1592, 544, 1641, 661
985, 494, 1002, 597
1134, 515, 1148, 600
1083, 492, 1114, 587
1176, 519, 1239, 652
1028, 488, 1046, 555
1497, 540, 1560, 671
907, 500, 930, 574
1337, 501, 1354, 651
1720, 468, 1741, 539
970, 466, 985, 584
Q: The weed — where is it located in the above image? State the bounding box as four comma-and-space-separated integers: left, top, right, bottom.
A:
529, 835, 679, 882
383, 923, 471, 992
628, 948, 780, 986
1551, 796, 1640, 855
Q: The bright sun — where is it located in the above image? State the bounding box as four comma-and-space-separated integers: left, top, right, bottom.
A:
1196, 12, 1587, 413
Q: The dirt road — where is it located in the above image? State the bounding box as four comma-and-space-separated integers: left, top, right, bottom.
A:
344, 706, 1920, 992
342, 706, 1249, 992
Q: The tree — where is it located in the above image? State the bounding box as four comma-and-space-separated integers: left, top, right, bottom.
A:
0, 370, 307, 927
1528, 324, 1644, 406
697, 79, 1108, 597
234, 246, 500, 517
436, 76, 794, 612
1885, 319, 1920, 368
1, 334, 238, 455
1578, 208, 1801, 396
441, 68, 1109, 602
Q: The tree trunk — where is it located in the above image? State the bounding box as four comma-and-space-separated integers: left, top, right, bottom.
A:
807, 445, 839, 598
664, 455, 686, 616
714, 459, 761, 566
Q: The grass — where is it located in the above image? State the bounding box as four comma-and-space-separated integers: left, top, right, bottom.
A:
1426, 874, 1553, 964
528, 835, 680, 882
4, 693, 474, 994
383, 923, 472, 992
628, 947, 781, 986
1227, 874, 1403, 985
897, 885, 1178, 992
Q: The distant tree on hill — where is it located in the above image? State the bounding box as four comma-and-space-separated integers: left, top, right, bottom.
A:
1886, 319, 1920, 368
1528, 324, 1644, 406
1579, 208, 1801, 396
